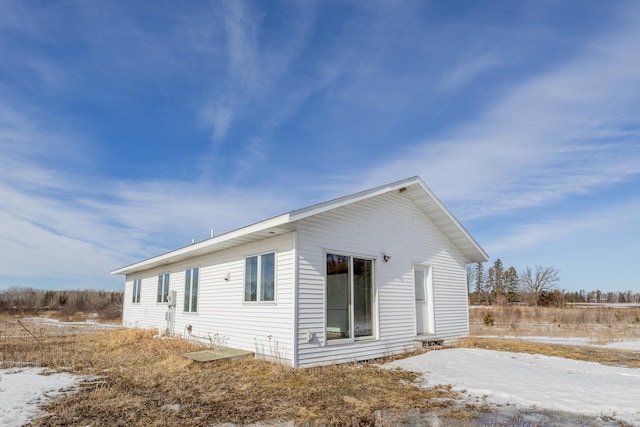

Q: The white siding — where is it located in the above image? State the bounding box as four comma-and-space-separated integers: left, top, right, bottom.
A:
122, 233, 296, 365
295, 191, 469, 367
120, 189, 473, 368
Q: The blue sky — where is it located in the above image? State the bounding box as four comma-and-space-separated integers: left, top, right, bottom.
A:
1, 1, 639, 293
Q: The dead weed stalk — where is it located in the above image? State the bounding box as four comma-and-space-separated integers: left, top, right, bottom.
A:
470, 306, 640, 341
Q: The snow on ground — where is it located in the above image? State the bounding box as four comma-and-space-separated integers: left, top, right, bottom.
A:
386, 348, 640, 426
478, 335, 640, 351
20, 317, 121, 329
2, 331, 639, 425
0, 367, 84, 427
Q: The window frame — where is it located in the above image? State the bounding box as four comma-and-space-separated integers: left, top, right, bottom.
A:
157, 272, 170, 303
325, 251, 377, 345
243, 251, 276, 303
184, 267, 199, 313
132, 278, 141, 304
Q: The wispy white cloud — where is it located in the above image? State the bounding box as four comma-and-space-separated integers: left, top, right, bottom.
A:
202, 104, 234, 144
223, 0, 260, 91
481, 197, 640, 290
197, 0, 322, 179
441, 55, 502, 91
0, 2, 327, 289
0, 161, 296, 289
485, 198, 640, 256
2, 1, 639, 293
357, 6, 640, 219
0, 99, 297, 289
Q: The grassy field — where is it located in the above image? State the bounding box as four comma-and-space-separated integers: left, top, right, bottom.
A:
2, 306, 639, 426
1, 316, 478, 426
465, 305, 640, 370
469, 305, 640, 341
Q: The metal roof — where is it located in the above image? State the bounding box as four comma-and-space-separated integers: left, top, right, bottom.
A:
111, 176, 488, 276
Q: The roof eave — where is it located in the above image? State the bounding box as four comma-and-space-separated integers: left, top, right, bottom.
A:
111, 213, 292, 276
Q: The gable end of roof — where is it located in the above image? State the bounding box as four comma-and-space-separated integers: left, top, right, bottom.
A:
111, 176, 488, 275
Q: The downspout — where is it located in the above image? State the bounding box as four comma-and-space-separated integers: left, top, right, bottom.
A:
291, 230, 299, 368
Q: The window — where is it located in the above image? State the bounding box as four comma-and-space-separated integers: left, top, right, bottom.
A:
157, 272, 170, 303
184, 267, 199, 313
132, 279, 141, 304
244, 252, 275, 302
414, 269, 426, 301
326, 253, 374, 341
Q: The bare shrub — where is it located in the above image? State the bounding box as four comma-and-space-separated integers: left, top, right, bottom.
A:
0, 288, 122, 320
483, 312, 494, 326
469, 306, 640, 340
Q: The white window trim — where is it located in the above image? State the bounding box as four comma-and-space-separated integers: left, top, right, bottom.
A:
243, 251, 277, 304
157, 272, 170, 304
132, 278, 141, 304
324, 250, 378, 345
183, 266, 199, 314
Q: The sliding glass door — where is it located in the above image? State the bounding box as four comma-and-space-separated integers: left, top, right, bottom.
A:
326, 253, 374, 341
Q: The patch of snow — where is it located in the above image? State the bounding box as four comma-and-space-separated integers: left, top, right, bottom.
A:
0, 367, 84, 427
602, 340, 640, 351
478, 335, 640, 351
386, 348, 640, 425
162, 403, 181, 411
21, 317, 121, 329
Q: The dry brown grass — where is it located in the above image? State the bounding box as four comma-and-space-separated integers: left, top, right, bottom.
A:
1, 323, 469, 426
470, 306, 640, 341
457, 337, 640, 369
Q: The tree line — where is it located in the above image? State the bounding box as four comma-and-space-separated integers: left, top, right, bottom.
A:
0, 287, 123, 318
467, 259, 640, 306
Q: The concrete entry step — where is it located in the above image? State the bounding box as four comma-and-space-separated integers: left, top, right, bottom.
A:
414, 336, 444, 350
183, 347, 254, 363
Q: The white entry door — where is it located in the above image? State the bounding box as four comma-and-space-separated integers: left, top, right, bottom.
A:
414, 265, 434, 335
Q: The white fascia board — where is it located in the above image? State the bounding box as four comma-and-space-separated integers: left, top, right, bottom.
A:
111, 213, 291, 276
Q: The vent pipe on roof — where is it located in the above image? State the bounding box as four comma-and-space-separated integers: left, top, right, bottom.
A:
210, 228, 214, 238
191, 238, 195, 244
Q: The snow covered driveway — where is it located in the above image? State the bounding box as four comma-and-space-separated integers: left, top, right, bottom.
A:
386, 348, 640, 425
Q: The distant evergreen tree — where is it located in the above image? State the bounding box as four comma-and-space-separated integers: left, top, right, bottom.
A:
476, 262, 484, 304
504, 266, 519, 303
466, 265, 476, 304
486, 266, 495, 305
475, 262, 484, 305
493, 259, 505, 305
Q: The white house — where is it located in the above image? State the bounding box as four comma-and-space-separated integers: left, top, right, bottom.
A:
112, 176, 488, 367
